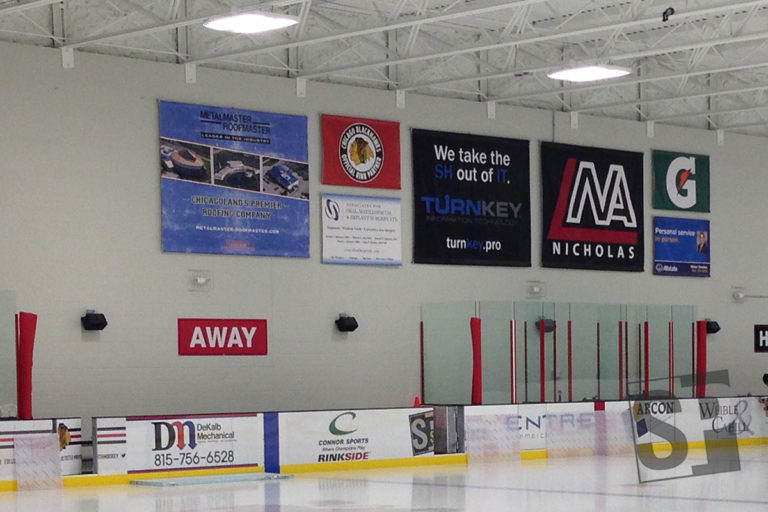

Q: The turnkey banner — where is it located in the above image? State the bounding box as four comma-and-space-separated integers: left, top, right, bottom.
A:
412, 129, 530, 266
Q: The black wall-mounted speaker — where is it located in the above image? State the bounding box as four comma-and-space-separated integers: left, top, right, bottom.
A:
81, 312, 108, 331
335, 315, 358, 332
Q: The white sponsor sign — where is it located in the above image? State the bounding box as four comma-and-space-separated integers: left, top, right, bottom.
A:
92, 417, 127, 475
464, 404, 549, 455
322, 193, 402, 266
0, 418, 82, 479
123, 414, 264, 473
14, 435, 61, 490
630, 397, 746, 482
278, 408, 431, 465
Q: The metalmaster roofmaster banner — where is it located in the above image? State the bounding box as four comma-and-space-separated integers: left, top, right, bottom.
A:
412, 129, 531, 267
160, 100, 309, 257
541, 141, 644, 272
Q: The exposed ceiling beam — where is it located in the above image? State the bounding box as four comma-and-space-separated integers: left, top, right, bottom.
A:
299, 0, 768, 81
574, 82, 768, 115
714, 117, 768, 131
651, 103, 768, 122
189, 0, 551, 65
490, 60, 768, 104
0, 0, 59, 17
395, 30, 768, 101
62, 1, 304, 49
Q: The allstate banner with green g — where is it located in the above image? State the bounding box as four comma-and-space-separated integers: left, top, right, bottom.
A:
160, 100, 309, 257
412, 129, 531, 266
653, 216, 710, 277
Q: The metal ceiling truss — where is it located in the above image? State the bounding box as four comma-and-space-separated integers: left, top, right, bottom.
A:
3, 0, 768, 135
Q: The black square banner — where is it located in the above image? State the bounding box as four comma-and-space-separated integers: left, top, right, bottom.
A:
755, 325, 768, 353
541, 141, 644, 272
412, 129, 530, 266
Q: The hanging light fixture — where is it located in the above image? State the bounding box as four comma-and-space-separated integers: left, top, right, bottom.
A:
547, 64, 631, 83
203, 12, 298, 34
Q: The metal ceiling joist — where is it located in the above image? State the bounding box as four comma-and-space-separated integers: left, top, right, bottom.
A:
574, 82, 768, 115
61, 2, 290, 49
0, 0, 60, 17
4, 0, 768, 136
189, 0, 551, 65
649, 103, 768, 123
300, 0, 768, 82
491, 60, 768, 104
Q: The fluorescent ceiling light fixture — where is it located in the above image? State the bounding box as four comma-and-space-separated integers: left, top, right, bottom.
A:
203, 12, 298, 34
547, 64, 631, 83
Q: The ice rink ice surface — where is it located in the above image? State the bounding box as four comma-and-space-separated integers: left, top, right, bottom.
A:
0, 451, 766, 511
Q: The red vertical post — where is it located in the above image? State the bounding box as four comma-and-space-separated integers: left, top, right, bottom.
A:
524, 321, 529, 402
695, 320, 708, 398
568, 320, 573, 402
552, 321, 558, 401
419, 321, 425, 404
470, 317, 483, 405
691, 322, 696, 398
624, 321, 630, 398
596, 322, 601, 400
618, 321, 624, 400
16, 312, 38, 420
510, 320, 517, 404
539, 319, 546, 403
644, 321, 650, 398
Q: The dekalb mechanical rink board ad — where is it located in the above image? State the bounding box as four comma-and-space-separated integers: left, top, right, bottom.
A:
93, 415, 264, 474
129, 415, 263, 472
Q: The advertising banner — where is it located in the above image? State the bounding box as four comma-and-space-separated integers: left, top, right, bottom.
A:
541, 142, 644, 271
321, 193, 402, 265
753, 325, 768, 353
630, 398, 740, 483
125, 414, 264, 473
412, 129, 530, 266
160, 100, 309, 257
278, 408, 434, 466
178, 318, 268, 356
653, 217, 710, 277
652, 150, 710, 212
0, 418, 82, 479
321, 114, 401, 189
92, 417, 127, 475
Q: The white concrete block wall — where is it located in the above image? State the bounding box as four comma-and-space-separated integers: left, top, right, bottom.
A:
0, 41, 765, 431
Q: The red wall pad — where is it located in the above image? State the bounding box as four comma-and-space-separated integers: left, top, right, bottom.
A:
16, 312, 38, 420
568, 321, 573, 402
470, 317, 482, 405
510, 320, 517, 404
643, 322, 650, 398
419, 322, 425, 405
695, 320, 708, 398
539, 319, 546, 402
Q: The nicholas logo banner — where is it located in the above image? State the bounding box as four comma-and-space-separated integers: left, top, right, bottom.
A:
652, 150, 710, 212
541, 141, 644, 272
